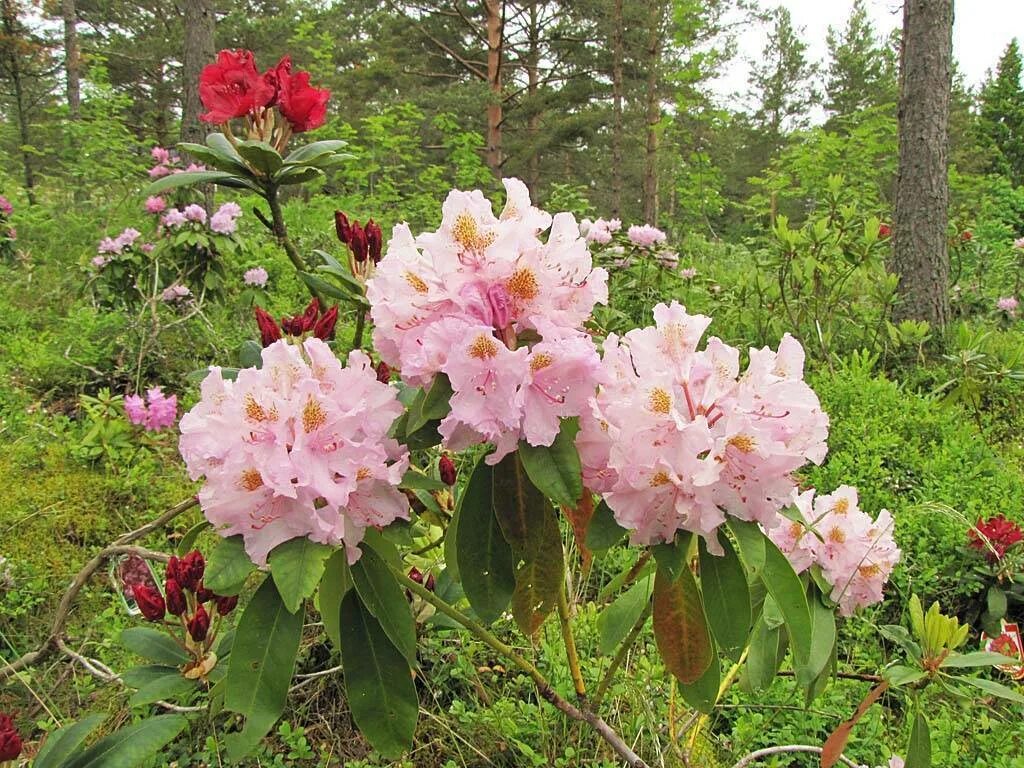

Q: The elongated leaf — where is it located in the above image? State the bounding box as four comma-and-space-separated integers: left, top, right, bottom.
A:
268, 537, 335, 613
956, 674, 1024, 704
176, 520, 211, 556
761, 535, 812, 667
878, 624, 922, 661
177, 142, 251, 175
803, 588, 837, 688
821, 681, 889, 768
120, 628, 188, 666
886, 665, 927, 687
492, 452, 547, 554
742, 616, 786, 692
941, 650, 1020, 668
653, 566, 713, 684
236, 140, 283, 174
510, 506, 565, 636
699, 537, 751, 661
33, 714, 104, 768
677, 641, 721, 714
276, 166, 324, 185
905, 709, 931, 768
517, 418, 583, 508
400, 469, 446, 491
65, 715, 187, 768
283, 139, 348, 165
318, 550, 353, 650
298, 271, 358, 303
586, 500, 628, 551
206, 132, 246, 162
986, 585, 1008, 621
727, 519, 766, 581
598, 575, 653, 655
456, 458, 515, 623
225, 578, 304, 758
351, 545, 417, 664
130, 672, 196, 707
122, 664, 180, 689
339, 590, 418, 758
146, 170, 238, 195
652, 532, 692, 583
205, 535, 255, 595
407, 374, 453, 435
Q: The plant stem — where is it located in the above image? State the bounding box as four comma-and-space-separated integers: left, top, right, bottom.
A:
592, 602, 652, 708
265, 183, 316, 296
391, 567, 649, 768
557, 583, 587, 701
351, 308, 366, 352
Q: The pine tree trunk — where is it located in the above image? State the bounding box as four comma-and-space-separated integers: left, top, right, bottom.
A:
485, 0, 504, 177
610, 0, 624, 217
641, 0, 663, 224
62, 0, 80, 120
891, 0, 953, 328
181, 0, 215, 145
1, 0, 35, 204
525, 2, 540, 194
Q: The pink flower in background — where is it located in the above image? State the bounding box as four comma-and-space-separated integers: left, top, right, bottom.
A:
97, 237, 120, 254
91, 255, 110, 268
183, 204, 207, 224
244, 266, 269, 287
179, 338, 410, 565
210, 201, 243, 234
124, 386, 178, 431
162, 209, 187, 228
117, 228, 141, 249
141, 243, 155, 253
145, 196, 167, 214
151, 146, 170, 165
583, 217, 621, 245
998, 296, 1019, 315
681, 267, 698, 279
161, 284, 191, 302
0, 196, 12, 216
181, 163, 207, 173
1014, 237, 1024, 249
627, 224, 666, 248
148, 164, 171, 179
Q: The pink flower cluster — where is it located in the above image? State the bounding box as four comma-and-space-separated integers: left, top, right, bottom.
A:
0, 195, 12, 216
125, 386, 178, 431
766, 486, 900, 616
1014, 237, 1024, 250
627, 224, 667, 248
161, 284, 191, 302
577, 301, 829, 552
366, 178, 609, 463
179, 339, 410, 565
162, 202, 242, 235
210, 202, 243, 235
581, 217, 621, 245
145, 196, 167, 214
998, 296, 1019, 315
244, 266, 269, 287
148, 146, 205, 179
97, 227, 142, 256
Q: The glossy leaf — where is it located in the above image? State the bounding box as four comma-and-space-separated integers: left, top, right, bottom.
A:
803, 588, 837, 687
677, 641, 722, 714
399, 469, 447, 491
298, 271, 357, 303
760, 535, 812, 667
727, 519, 766, 581
268, 537, 335, 613
407, 374, 453, 435
33, 714, 104, 768
456, 458, 515, 623
941, 650, 1020, 668
743, 616, 786, 693
586, 500, 628, 551
510, 506, 564, 636
517, 418, 583, 508
283, 139, 348, 165
598, 575, 653, 655
204, 535, 255, 596
955, 675, 1024, 704
351, 545, 417, 664
176, 520, 211, 556
65, 715, 187, 768
317, 550, 353, 650
699, 537, 751, 661
178, 141, 250, 175
120, 627, 188, 666
122, 664, 180, 689
906, 709, 931, 768
339, 590, 418, 758
651, 532, 692, 583
652, 566, 714, 685
492, 452, 548, 554
130, 672, 196, 707
146, 170, 238, 195
886, 665, 927, 686
236, 140, 283, 175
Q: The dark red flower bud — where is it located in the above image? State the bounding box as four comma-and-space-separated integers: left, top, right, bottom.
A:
195, 583, 215, 604
439, 455, 457, 486
408, 567, 424, 585
878, 223, 891, 238
313, 305, 338, 341
165, 578, 187, 616
216, 594, 239, 615
366, 219, 383, 264
179, 551, 205, 592
132, 584, 166, 622
166, 555, 181, 584
335, 211, 351, 244
0, 714, 22, 762
300, 297, 321, 333
961, 230, 973, 242
349, 223, 368, 263
375, 361, 391, 383
188, 603, 211, 642
254, 307, 282, 347
424, 572, 436, 592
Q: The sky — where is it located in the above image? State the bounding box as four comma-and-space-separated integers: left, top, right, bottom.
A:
711, 0, 1024, 108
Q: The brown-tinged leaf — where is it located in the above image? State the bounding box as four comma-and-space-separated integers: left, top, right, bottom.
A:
510, 508, 564, 636
652, 564, 713, 684
492, 453, 546, 555
563, 491, 595, 576
821, 681, 890, 768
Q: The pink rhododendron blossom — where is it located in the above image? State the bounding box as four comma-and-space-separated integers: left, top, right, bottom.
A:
97, 237, 121, 254
179, 338, 410, 565
124, 387, 178, 431
627, 224, 666, 248
998, 296, 1019, 314
183, 204, 207, 224
210, 201, 242, 234
244, 266, 269, 287
162, 209, 188, 228
161, 284, 191, 302
148, 164, 172, 178
151, 146, 170, 164
182, 163, 207, 173
366, 178, 608, 463
91, 255, 110, 268
117, 228, 141, 249
578, 301, 829, 553
141, 243, 155, 253
0, 196, 12, 216
1014, 237, 1024, 250
681, 267, 697, 279
583, 217, 621, 245
145, 196, 166, 214
766, 488, 819, 574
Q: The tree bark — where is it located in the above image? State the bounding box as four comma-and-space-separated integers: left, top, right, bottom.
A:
641, 0, 663, 224
610, 0, 624, 217
891, 0, 953, 328
62, 0, 80, 120
180, 0, 215, 146
525, 1, 540, 194
484, 0, 504, 177
1, 0, 35, 204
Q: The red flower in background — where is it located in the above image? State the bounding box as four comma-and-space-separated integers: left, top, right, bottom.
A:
0, 713, 21, 761
878, 223, 891, 238
960, 230, 973, 242
199, 50, 274, 124
278, 70, 330, 133
969, 515, 1024, 562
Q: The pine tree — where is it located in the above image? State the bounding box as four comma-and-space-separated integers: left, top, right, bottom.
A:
977, 39, 1024, 186
748, 6, 816, 147
824, 0, 897, 124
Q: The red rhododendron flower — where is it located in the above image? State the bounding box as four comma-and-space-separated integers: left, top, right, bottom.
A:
0, 713, 21, 761
200, 49, 274, 124
878, 223, 891, 238
132, 583, 166, 622
278, 69, 330, 133
262, 55, 292, 106
969, 515, 1024, 562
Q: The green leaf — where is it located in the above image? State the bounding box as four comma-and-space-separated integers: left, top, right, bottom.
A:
407, 375, 453, 435
760, 535, 812, 668
399, 469, 446, 491
275, 166, 324, 185
178, 141, 251, 175
33, 714, 104, 768
268, 537, 335, 613
517, 418, 583, 508
145, 170, 239, 195
491, 452, 548, 554
176, 520, 211, 557
987, 585, 1008, 621
510, 506, 565, 636
236, 140, 283, 175
130, 672, 196, 707
699, 536, 751, 661
225, 577, 304, 759
238, 339, 263, 369
318, 550, 353, 650
803, 587, 837, 687
677, 641, 721, 714
652, 565, 714, 685
727, 519, 766, 581
351, 545, 417, 665
955, 674, 1024, 704
298, 271, 360, 303
586, 500, 628, 551
205, 535, 255, 596
597, 575, 653, 655
941, 650, 1020, 668
885, 665, 927, 686
65, 715, 187, 768
122, 664, 180, 689
283, 139, 348, 165
339, 590, 418, 759
878, 624, 922, 661
905, 709, 931, 768
742, 616, 786, 692
455, 458, 515, 623
120, 628, 188, 666
651, 532, 692, 583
